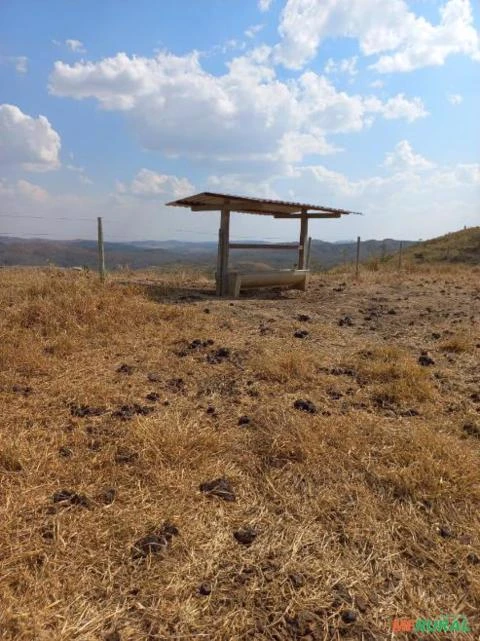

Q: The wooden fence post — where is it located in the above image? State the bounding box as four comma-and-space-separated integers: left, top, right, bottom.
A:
355, 236, 360, 279
398, 241, 403, 270
97, 217, 105, 282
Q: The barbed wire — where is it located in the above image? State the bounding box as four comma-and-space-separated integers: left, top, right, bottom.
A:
0, 214, 115, 222
0, 226, 292, 242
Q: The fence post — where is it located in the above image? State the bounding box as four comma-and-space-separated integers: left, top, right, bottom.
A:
381, 240, 386, 262
398, 241, 403, 270
97, 216, 105, 282
355, 236, 360, 279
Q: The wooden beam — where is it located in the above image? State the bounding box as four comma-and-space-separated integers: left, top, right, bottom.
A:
190, 206, 342, 217
298, 209, 309, 270
191, 206, 222, 211
229, 242, 300, 250
192, 206, 299, 215
219, 205, 230, 297
273, 213, 341, 219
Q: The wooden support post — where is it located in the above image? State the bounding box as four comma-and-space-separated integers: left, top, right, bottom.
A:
97, 216, 105, 282
215, 228, 222, 295
355, 236, 360, 279
219, 204, 230, 296
306, 236, 312, 269
298, 209, 308, 270
398, 241, 403, 270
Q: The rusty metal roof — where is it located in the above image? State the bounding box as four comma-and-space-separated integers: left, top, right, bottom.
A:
166, 192, 362, 216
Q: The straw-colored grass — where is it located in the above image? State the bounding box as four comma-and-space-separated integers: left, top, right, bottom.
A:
0, 265, 479, 640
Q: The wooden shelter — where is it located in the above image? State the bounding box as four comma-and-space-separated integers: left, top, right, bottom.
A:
166, 192, 360, 297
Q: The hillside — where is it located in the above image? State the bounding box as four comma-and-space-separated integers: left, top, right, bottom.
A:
0, 265, 479, 640
404, 226, 480, 264
0, 237, 416, 271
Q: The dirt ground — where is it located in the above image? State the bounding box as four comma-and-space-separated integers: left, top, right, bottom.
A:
0, 265, 479, 640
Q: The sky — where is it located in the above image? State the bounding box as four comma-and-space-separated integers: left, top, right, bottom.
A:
0, 0, 479, 243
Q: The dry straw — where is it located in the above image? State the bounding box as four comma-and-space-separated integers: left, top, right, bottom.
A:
0, 265, 479, 640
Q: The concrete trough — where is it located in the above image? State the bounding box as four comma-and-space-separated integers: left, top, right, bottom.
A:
227, 269, 310, 297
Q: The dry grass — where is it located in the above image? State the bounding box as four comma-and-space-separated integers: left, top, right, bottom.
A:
0, 265, 479, 640
350, 346, 435, 405
438, 333, 473, 354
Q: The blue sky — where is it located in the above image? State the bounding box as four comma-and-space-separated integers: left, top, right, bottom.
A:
0, 0, 479, 242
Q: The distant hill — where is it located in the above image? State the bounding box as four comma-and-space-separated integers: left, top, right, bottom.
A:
0, 237, 417, 271
403, 227, 480, 264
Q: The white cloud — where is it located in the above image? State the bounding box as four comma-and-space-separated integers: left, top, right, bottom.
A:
65, 39, 86, 53
0, 104, 61, 171
79, 174, 93, 185
245, 24, 264, 39
49, 50, 427, 167
370, 80, 384, 89
204, 141, 479, 239
371, 0, 480, 72
0, 144, 478, 242
66, 163, 93, 185
15, 56, 28, 73
369, 93, 429, 121
53, 39, 86, 54
324, 56, 358, 76
0, 178, 49, 202
272, 148, 480, 238
383, 140, 435, 171
452, 163, 480, 184
0, 175, 202, 242
117, 169, 194, 198
275, 0, 480, 72
0, 55, 28, 73
207, 173, 279, 199
277, 129, 342, 162
447, 93, 463, 104
259, 0, 273, 11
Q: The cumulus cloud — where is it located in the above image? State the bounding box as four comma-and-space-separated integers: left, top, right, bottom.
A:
0, 55, 28, 73
383, 140, 435, 171
66, 163, 93, 185
0, 175, 203, 242
367, 94, 429, 121
66, 39, 86, 53
207, 173, 279, 199
202, 140, 479, 239
258, 0, 273, 11
1, 144, 478, 242
324, 56, 358, 76
269, 145, 479, 237
0, 178, 49, 202
245, 24, 264, 38
371, 0, 480, 72
448, 93, 463, 104
48, 50, 427, 167
0, 104, 61, 171
116, 169, 194, 198
275, 0, 480, 71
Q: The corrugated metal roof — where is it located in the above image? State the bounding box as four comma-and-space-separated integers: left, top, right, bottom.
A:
166, 192, 362, 216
